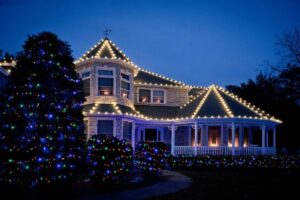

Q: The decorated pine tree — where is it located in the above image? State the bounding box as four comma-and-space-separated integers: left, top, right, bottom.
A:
0, 32, 86, 187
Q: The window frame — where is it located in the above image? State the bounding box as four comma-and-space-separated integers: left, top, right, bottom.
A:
137, 88, 166, 104
120, 70, 132, 99
97, 117, 116, 137
80, 70, 91, 97
96, 66, 116, 96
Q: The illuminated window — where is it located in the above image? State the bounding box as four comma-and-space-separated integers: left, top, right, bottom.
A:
98, 78, 113, 95
98, 68, 114, 96
139, 89, 151, 103
138, 89, 166, 104
121, 81, 130, 98
153, 90, 164, 103
120, 72, 131, 99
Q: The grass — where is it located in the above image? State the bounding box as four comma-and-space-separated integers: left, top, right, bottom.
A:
149, 169, 300, 199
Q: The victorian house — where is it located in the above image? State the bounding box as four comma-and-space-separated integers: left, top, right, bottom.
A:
75, 37, 281, 156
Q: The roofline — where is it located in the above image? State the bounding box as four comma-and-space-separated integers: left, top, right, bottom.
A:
83, 113, 281, 125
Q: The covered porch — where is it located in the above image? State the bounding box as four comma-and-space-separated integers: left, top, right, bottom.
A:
133, 118, 277, 156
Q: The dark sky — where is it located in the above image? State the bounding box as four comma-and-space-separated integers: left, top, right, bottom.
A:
1, 0, 300, 86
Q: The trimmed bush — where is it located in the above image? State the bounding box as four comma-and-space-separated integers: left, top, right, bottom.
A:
168, 155, 300, 170
86, 135, 133, 183
135, 142, 168, 176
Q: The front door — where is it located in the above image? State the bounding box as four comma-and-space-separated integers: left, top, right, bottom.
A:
145, 129, 157, 141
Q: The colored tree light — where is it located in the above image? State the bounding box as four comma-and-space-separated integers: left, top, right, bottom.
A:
0, 32, 86, 187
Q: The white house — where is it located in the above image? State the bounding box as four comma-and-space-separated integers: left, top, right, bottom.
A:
75, 37, 281, 156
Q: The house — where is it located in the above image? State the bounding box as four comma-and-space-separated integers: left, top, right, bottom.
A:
78, 37, 280, 156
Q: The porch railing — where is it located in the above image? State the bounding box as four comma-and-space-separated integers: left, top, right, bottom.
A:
173, 146, 275, 156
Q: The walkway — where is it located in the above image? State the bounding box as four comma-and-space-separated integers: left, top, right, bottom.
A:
78, 170, 192, 200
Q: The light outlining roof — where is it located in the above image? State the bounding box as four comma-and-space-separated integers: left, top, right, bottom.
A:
77, 37, 281, 123
76, 37, 131, 63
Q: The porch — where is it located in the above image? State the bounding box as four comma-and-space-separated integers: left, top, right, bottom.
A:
133, 120, 277, 156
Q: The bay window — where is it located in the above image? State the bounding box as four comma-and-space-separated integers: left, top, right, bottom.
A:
98, 69, 114, 96
97, 120, 114, 138
120, 73, 131, 99
81, 71, 90, 97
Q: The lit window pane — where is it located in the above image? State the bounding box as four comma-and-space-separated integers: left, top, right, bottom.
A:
99, 78, 113, 95
139, 89, 151, 103
153, 90, 164, 103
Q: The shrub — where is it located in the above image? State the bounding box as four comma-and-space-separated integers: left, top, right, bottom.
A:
135, 142, 168, 176
86, 135, 133, 183
168, 155, 300, 170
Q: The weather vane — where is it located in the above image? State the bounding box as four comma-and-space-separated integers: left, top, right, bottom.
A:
104, 28, 112, 38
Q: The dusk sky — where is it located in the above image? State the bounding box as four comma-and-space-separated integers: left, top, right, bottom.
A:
1, 0, 300, 86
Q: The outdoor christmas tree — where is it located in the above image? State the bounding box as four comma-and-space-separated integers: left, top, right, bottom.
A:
0, 32, 86, 188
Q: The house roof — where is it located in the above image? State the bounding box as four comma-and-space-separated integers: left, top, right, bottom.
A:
79, 37, 280, 123
83, 85, 280, 122
77, 37, 131, 63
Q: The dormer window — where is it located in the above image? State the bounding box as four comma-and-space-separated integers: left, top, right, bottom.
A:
98, 68, 115, 96
138, 88, 165, 104
153, 90, 165, 103
139, 89, 151, 103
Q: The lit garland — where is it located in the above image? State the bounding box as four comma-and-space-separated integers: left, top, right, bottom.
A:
135, 141, 168, 176
168, 155, 300, 169
86, 135, 132, 182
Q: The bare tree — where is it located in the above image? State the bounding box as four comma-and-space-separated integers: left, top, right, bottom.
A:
276, 28, 300, 65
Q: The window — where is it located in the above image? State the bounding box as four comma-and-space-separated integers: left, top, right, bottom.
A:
120, 72, 131, 99
138, 89, 166, 104
81, 71, 90, 97
139, 89, 151, 103
98, 70, 113, 76
122, 121, 132, 142
97, 120, 114, 138
153, 90, 165, 103
121, 81, 130, 98
121, 73, 130, 80
98, 78, 113, 95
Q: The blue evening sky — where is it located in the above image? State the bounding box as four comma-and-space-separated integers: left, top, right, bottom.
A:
1, 0, 299, 86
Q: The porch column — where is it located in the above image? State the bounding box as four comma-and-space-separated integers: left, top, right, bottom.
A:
194, 122, 198, 156
231, 122, 236, 156
171, 124, 176, 155
266, 128, 269, 147
249, 126, 253, 146
200, 124, 204, 146
239, 125, 244, 147
220, 125, 224, 146
261, 125, 266, 154
273, 126, 276, 154
131, 122, 136, 150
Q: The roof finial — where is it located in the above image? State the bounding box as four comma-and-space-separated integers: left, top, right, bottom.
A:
104, 28, 112, 39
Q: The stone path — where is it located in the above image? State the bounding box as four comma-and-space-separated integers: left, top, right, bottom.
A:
78, 170, 192, 200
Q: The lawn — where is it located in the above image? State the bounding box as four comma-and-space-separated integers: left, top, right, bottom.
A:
149, 169, 300, 199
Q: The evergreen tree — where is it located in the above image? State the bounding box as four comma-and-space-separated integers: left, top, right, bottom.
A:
0, 32, 86, 188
